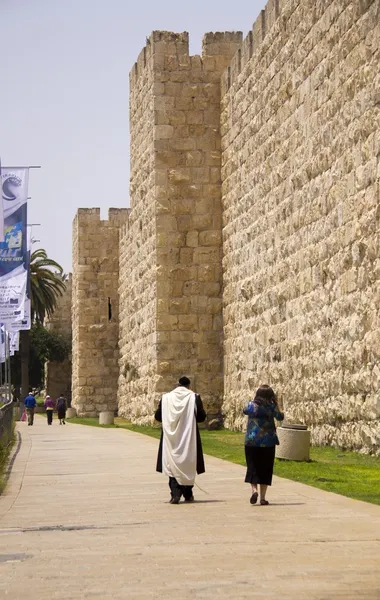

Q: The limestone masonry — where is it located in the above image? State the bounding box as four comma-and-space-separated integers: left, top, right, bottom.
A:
70, 0, 380, 454
72, 208, 128, 415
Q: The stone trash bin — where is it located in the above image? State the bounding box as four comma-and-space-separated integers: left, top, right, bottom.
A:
66, 407, 77, 419
276, 423, 311, 461
99, 411, 114, 426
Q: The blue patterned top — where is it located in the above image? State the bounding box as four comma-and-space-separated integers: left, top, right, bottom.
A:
243, 400, 284, 447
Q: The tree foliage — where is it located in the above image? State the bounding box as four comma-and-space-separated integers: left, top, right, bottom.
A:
13, 324, 71, 390
30, 324, 71, 364
29, 325, 71, 388
30, 249, 66, 324
20, 249, 68, 397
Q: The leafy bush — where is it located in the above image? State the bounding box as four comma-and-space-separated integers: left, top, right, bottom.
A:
11, 324, 71, 391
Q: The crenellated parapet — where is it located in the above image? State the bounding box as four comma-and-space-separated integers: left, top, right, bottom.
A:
221, 0, 284, 95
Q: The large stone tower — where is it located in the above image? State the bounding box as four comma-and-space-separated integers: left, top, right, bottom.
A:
117, 31, 243, 423
72, 208, 129, 416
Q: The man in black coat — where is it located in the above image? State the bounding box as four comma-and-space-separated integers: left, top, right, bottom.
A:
155, 376, 207, 504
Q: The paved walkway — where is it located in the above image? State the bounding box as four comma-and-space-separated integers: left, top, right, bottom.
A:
0, 419, 380, 600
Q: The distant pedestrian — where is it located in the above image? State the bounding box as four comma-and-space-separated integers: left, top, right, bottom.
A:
243, 385, 284, 505
155, 376, 206, 504
56, 394, 67, 425
24, 392, 37, 426
44, 395, 55, 425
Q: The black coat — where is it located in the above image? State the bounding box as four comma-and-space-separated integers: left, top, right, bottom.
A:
155, 394, 207, 476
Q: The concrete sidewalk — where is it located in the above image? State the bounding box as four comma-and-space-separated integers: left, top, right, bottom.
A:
0, 419, 379, 600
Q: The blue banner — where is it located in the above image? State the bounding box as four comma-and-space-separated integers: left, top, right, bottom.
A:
0, 168, 28, 322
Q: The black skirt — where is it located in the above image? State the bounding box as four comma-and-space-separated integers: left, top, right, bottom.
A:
57, 407, 66, 419
244, 446, 276, 486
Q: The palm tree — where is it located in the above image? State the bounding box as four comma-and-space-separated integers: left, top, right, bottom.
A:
20, 249, 66, 398
30, 249, 66, 323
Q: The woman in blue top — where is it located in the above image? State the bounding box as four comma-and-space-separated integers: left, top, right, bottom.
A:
243, 385, 284, 505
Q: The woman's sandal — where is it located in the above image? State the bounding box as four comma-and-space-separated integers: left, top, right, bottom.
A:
250, 492, 258, 505
260, 499, 269, 505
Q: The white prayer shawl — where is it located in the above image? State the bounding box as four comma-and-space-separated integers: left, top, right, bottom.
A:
162, 386, 197, 486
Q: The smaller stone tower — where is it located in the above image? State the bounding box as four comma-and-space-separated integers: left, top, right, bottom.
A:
72, 208, 129, 416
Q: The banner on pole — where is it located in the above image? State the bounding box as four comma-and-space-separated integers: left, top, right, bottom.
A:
0, 159, 4, 243
9, 299, 30, 332
10, 330, 19, 354
8, 226, 31, 332
0, 325, 5, 363
0, 168, 29, 322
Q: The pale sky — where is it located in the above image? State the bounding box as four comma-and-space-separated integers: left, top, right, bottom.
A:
1, 0, 266, 272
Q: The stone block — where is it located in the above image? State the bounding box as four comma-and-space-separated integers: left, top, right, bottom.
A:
199, 315, 213, 330
171, 199, 194, 214
186, 231, 199, 247
193, 247, 220, 264
170, 266, 197, 281
192, 214, 213, 230
157, 314, 178, 330
199, 231, 222, 246
158, 361, 171, 374
200, 282, 221, 297
170, 281, 184, 296
171, 331, 194, 343
199, 343, 221, 360
198, 265, 215, 282
177, 315, 199, 331
169, 298, 191, 314
176, 215, 193, 231
180, 248, 195, 265
186, 151, 204, 166
183, 281, 200, 296
194, 198, 214, 214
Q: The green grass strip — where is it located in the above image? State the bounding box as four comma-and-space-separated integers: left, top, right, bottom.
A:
68, 417, 380, 506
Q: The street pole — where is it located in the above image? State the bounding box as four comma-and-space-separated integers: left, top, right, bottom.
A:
4, 330, 8, 401
7, 334, 11, 403
0, 335, 2, 393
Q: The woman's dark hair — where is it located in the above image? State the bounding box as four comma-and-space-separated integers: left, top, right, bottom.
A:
254, 385, 276, 403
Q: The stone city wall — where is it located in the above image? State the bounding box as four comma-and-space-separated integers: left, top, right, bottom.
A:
72, 208, 128, 416
71, 0, 380, 453
221, 0, 380, 453
45, 274, 72, 402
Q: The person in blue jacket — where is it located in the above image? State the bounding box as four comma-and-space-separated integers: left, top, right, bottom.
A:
24, 392, 37, 426
243, 385, 284, 505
